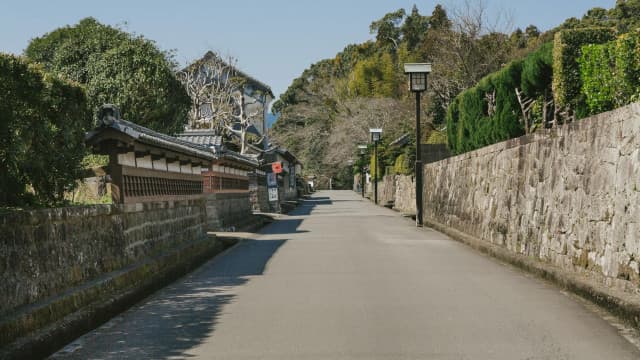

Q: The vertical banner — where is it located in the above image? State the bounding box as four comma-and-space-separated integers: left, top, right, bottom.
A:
289, 166, 295, 189
267, 172, 278, 202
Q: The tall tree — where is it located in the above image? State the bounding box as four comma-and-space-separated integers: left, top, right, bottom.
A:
25, 18, 190, 135
430, 4, 452, 30
401, 5, 429, 51
370, 9, 406, 50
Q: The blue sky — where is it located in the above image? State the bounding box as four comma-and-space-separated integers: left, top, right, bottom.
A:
2, 0, 616, 101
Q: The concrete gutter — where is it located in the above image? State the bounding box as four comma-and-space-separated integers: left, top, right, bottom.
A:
423, 218, 640, 331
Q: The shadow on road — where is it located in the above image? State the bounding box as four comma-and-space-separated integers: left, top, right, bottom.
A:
260, 218, 308, 234
53, 239, 286, 360
289, 196, 333, 216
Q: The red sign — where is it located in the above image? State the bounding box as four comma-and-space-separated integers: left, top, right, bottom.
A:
271, 162, 283, 174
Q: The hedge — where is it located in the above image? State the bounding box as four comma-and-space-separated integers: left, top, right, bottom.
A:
579, 31, 640, 115
446, 28, 620, 155
552, 28, 616, 118
447, 43, 547, 153
0, 53, 92, 207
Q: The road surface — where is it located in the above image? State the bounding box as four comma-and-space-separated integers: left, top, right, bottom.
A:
51, 190, 640, 359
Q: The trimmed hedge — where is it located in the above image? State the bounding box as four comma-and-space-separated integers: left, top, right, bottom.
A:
446, 28, 621, 155
446, 49, 551, 154
552, 28, 616, 118
579, 31, 640, 115
0, 54, 92, 206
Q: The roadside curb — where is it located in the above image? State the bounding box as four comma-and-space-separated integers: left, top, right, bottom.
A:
423, 218, 640, 331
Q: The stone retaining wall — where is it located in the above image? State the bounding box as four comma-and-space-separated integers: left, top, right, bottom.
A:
393, 175, 416, 214
205, 192, 252, 231
423, 103, 640, 295
0, 199, 207, 318
378, 175, 396, 206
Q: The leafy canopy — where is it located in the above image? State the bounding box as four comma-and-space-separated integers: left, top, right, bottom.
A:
25, 17, 190, 134
0, 54, 92, 207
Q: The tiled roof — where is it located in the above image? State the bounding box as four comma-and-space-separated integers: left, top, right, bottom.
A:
176, 130, 223, 148
87, 114, 214, 161
389, 133, 411, 147
185, 52, 274, 97
177, 130, 259, 168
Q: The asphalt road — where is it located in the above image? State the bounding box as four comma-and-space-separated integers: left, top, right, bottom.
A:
51, 190, 640, 359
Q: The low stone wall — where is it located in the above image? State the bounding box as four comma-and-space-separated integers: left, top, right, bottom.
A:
363, 176, 396, 206
0, 199, 224, 357
423, 103, 640, 295
361, 175, 415, 213
205, 192, 252, 231
393, 175, 416, 214
0, 199, 206, 317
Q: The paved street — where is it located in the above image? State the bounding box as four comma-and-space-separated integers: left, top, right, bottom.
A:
51, 190, 640, 359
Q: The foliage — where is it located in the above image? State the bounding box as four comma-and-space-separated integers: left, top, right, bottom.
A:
272, 1, 640, 177
552, 28, 616, 118
82, 154, 109, 168
370, 8, 406, 50
25, 17, 189, 134
521, 42, 553, 96
369, 151, 381, 181
0, 54, 92, 207
393, 153, 412, 175
559, 0, 640, 34
579, 31, 640, 115
348, 52, 399, 97
446, 47, 558, 154
401, 5, 430, 51
426, 130, 447, 144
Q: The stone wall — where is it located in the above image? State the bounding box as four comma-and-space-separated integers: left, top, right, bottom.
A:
248, 173, 269, 212
394, 175, 416, 214
365, 176, 396, 206
205, 192, 252, 231
378, 175, 396, 206
0, 199, 207, 317
423, 103, 640, 294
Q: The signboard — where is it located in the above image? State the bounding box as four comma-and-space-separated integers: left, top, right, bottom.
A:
272, 162, 283, 174
289, 166, 295, 188
267, 173, 277, 187
268, 187, 279, 202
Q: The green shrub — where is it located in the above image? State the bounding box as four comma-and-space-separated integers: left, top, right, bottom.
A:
579, 31, 640, 115
552, 28, 616, 118
0, 54, 91, 207
445, 59, 525, 154
521, 42, 553, 96
426, 129, 447, 144
369, 153, 380, 180
393, 153, 412, 175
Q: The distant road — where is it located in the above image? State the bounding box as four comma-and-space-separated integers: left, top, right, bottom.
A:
51, 190, 640, 359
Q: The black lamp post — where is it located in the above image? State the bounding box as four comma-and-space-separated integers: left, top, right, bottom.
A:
369, 128, 382, 205
404, 63, 432, 227
358, 145, 367, 198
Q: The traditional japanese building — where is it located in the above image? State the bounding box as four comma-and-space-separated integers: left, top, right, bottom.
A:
86, 105, 214, 204
176, 130, 259, 193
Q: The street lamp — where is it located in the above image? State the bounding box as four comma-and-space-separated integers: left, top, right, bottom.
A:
369, 128, 382, 205
358, 145, 367, 198
404, 63, 432, 227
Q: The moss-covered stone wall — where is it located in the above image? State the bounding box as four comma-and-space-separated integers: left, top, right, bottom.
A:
0, 199, 207, 318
